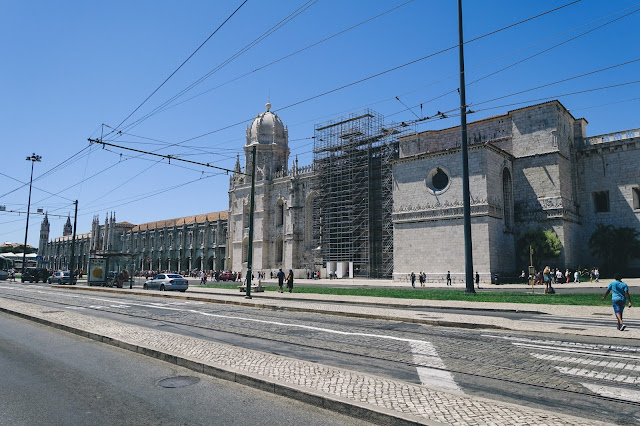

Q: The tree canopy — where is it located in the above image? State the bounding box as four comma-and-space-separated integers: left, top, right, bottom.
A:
589, 224, 640, 274
516, 228, 562, 267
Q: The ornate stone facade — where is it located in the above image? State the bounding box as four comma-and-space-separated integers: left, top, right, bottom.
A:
393, 100, 640, 281
40, 211, 227, 272
39, 100, 639, 279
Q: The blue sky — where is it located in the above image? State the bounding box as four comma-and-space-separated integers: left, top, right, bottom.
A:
1, 0, 639, 247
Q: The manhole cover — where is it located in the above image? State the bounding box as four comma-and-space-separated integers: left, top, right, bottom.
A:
158, 376, 200, 388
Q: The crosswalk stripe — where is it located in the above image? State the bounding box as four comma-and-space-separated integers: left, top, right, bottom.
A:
531, 353, 640, 372
581, 382, 640, 402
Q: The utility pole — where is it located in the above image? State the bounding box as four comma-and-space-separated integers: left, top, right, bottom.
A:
458, 0, 475, 293
22, 153, 41, 274
69, 200, 78, 284
245, 146, 257, 299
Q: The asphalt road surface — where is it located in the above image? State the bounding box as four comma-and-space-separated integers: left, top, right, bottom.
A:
0, 311, 372, 426
1, 282, 640, 425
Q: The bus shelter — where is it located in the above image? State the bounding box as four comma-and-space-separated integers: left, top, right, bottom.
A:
88, 252, 136, 288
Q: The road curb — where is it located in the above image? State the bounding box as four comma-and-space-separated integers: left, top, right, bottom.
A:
51, 284, 507, 331
0, 303, 440, 426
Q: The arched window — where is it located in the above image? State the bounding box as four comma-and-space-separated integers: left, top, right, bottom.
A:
242, 238, 249, 263
275, 237, 283, 263
243, 204, 250, 229
502, 168, 513, 231
276, 199, 284, 227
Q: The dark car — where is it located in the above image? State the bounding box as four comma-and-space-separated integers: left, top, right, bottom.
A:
217, 271, 237, 281
48, 270, 76, 285
21, 268, 50, 283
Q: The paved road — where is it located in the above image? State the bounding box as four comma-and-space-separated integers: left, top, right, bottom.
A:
0, 310, 371, 426
2, 282, 640, 424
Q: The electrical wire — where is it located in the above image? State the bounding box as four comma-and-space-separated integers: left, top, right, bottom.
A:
120, 0, 415, 132
109, 0, 249, 134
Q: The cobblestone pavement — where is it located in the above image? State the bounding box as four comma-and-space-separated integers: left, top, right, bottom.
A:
0, 295, 607, 426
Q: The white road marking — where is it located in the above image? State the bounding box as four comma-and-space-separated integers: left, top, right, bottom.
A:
511, 342, 640, 361
410, 341, 463, 393
530, 353, 640, 372
482, 334, 640, 353
554, 366, 640, 384
581, 382, 640, 403
1, 284, 460, 391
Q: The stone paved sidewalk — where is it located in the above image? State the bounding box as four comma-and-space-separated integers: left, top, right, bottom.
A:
0, 297, 605, 426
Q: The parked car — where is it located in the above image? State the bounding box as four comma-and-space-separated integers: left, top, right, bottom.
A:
48, 270, 76, 285
218, 271, 237, 281
21, 267, 49, 283
143, 273, 188, 292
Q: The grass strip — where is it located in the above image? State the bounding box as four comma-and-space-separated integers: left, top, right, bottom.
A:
199, 284, 610, 306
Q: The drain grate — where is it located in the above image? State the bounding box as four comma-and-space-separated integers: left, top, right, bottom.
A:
559, 326, 585, 331
158, 376, 200, 388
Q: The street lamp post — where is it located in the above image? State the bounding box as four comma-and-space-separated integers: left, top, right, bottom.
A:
22, 153, 42, 275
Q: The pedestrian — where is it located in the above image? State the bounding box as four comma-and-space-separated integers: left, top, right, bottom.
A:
277, 268, 285, 293
475, 271, 480, 289
565, 269, 570, 283
419, 271, 425, 287
556, 269, 563, 284
446, 271, 452, 286
199, 271, 205, 284
595, 267, 600, 282
286, 269, 294, 293
574, 270, 580, 283
602, 273, 632, 331
543, 265, 552, 294
410, 271, 416, 288
203, 272, 208, 285
9, 268, 15, 282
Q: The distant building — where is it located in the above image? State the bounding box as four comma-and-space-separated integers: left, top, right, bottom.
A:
40, 100, 640, 279
39, 211, 227, 272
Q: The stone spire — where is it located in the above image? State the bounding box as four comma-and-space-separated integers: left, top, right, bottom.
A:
63, 215, 73, 237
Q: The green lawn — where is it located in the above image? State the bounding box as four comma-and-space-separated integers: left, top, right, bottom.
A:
199, 284, 609, 306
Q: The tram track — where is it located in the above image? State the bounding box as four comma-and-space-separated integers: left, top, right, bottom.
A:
1, 285, 640, 415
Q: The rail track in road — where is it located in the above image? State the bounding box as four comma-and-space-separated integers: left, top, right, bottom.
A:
2, 284, 639, 423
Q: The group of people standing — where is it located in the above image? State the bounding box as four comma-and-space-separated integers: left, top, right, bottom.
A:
409, 270, 480, 288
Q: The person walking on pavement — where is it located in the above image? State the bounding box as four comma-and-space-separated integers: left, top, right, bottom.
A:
286, 269, 294, 293
574, 270, 580, 283
602, 273, 632, 331
446, 271, 452, 286
475, 271, 480, 289
277, 268, 285, 293
410, 271, 415, 288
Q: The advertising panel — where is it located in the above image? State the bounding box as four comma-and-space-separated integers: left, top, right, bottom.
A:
88, 258, 106, 284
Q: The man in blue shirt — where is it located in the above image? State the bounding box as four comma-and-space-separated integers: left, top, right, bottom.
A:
602, 273, 632, 331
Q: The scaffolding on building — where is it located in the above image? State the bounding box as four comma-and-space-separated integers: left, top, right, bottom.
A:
313, 110, 404, 278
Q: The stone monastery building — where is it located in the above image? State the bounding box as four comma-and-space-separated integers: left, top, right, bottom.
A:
40, 100, 640, 281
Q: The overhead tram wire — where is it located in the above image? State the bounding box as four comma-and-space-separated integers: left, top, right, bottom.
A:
119, 0, 415, 132
0, 171, 76, 203
387, 4, 640, 121
160, 0, 583, 148
87, 138, 249, 176
281, 1, 640, 134
119, 0, 320, 134
273, 0, 583, 114
108, 0, 249, 136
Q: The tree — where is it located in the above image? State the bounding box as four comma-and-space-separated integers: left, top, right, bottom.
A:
516, 228, 562, 267
589, 224, 640, 274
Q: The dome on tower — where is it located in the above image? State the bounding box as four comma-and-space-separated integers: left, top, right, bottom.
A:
246, 100, 288, 147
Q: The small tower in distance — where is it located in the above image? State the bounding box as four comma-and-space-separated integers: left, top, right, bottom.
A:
63, 215, 72, 237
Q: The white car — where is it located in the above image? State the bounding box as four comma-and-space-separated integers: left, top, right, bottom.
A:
143, 274, 188, 292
